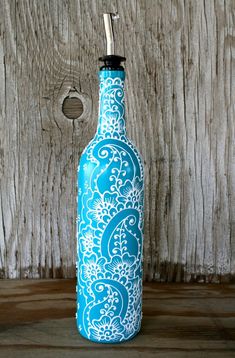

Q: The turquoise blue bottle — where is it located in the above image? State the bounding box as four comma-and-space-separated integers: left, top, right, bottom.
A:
76, 54, 144, 343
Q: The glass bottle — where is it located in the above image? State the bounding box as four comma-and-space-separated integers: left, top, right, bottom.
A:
76, 14, 144, 344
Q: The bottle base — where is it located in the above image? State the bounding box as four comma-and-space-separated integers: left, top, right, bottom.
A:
77, 321, 141, 344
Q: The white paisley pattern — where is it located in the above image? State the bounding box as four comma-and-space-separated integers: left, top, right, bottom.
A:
76, 70, 144, 343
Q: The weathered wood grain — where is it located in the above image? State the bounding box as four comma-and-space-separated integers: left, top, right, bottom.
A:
0, 0, 234, 280
0, 280, 235, 357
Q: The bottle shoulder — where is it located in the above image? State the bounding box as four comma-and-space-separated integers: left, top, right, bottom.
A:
80, 134, 143, 161
78, 134, 144, 181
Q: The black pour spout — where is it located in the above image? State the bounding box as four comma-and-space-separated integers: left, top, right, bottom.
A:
99, 13, 126, 70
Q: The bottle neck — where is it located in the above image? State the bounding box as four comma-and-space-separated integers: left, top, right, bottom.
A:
97, 69, 126, 137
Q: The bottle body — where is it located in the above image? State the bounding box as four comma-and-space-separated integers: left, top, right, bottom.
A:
76, 70, 144, 343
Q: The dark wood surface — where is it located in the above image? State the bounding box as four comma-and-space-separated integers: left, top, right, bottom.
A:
0, 280, 235, 357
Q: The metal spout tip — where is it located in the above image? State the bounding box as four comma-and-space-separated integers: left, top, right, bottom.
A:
111, 12, 119, 21
103, 13, 119, 55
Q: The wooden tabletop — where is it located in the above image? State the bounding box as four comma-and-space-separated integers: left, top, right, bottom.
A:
0, 280, 235, 357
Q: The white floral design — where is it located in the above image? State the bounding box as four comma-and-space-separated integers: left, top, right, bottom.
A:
80, 230, 94, 254
80, 255, 105, 282
87, 191, 120, 223
105, 253, 136, 280
120, 178, 144, 208
89, 315, 124, 342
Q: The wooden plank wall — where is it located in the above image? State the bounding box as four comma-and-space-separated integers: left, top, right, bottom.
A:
0, 0, 234, 281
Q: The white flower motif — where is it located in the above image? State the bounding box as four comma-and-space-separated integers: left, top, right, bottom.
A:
89, 315, 124, 342
87, 191, 119, 223
92, 197, 115, 220
80, 230, 94, 254
119, 178, 143, 208
101, 111, 124, 135
105, 253, 136, 279
80, 255, 105, 282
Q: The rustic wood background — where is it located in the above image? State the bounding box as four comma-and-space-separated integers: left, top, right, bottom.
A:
0, 0, 234, 281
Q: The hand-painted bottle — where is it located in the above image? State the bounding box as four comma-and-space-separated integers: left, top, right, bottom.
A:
76, 14, 144, 344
